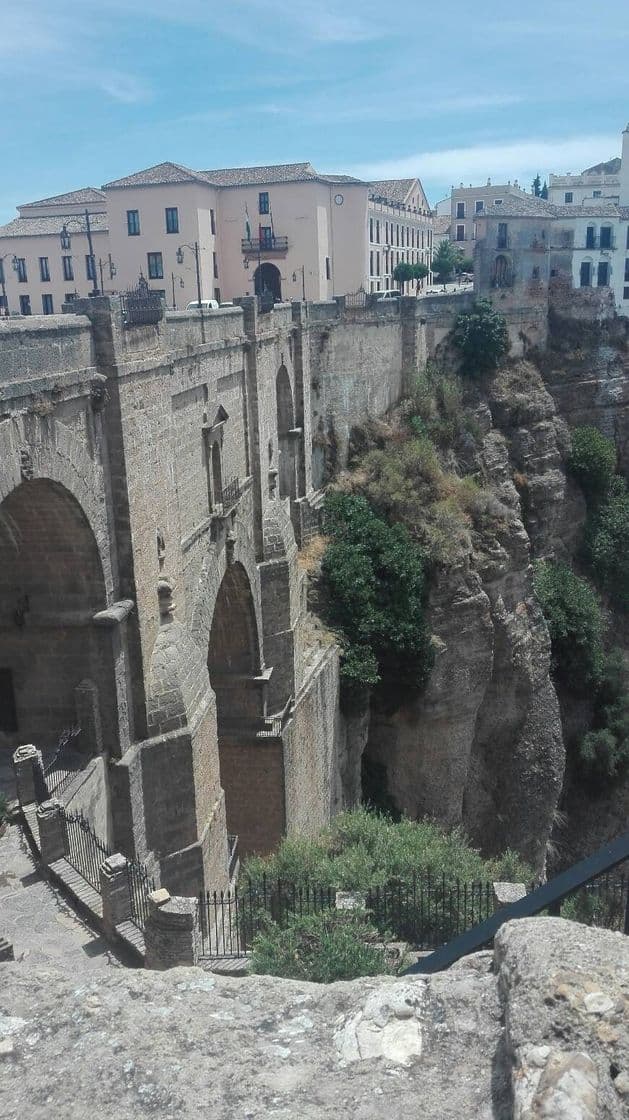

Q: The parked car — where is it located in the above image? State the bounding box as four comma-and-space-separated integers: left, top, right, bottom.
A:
186, 299, 219, 311
376, 289, 402, 302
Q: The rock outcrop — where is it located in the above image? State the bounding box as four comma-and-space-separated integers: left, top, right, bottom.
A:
1, 918, 627, 1118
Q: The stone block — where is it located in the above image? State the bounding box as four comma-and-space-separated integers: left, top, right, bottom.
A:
36, 799, 65, 865
493, 882, 527, 909
145, 893, 200, 971
12, 744, 44, 806
100, 853, 133, 933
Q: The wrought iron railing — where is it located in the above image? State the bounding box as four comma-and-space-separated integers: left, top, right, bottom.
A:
61, 808, 113, 892
42, 727, 82, 800
126, 859, 155, 931
241, 236, 288, 253
220, 476, 241, 510
228, 834, 239, 882
120, 277, 163, 326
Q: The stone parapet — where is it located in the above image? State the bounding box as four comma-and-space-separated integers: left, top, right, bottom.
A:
36, 799, 65, 865
144, 889, 200, 970
100, 853, 133, 934
12, 744, 44, 806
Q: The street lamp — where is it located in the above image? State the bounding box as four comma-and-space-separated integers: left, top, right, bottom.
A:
59, 208, 100, 296
0, 254, 11, 315
171, 272, 185, 310
176, 242, 202, 308
98, 254, 117, 296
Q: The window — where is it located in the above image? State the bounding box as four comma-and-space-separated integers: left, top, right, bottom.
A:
259, 226, 272, 248
370, 250, 374, 275
0, 259, 4, 284
624, 287, 629, 300
376, 220, 380, 244
19, 295, 31, 315
62, 256, 74, 281
165, 207, 179, 234
600, 226, 612, 249
213, 251, 218, 279
15, 258, 27, 282
325, 256, 331, 280
214, 287, 221, 302
475, 200, 484, 213
586, 226, 596, 249
456, 202, 465, 219
369, 217, 374, 241
85, 254, 96, 281
564, 192, 573, 203
210, 209, 216, 235
626, 227, 629, 250
532, 266, 540, 280
625, 259, 629, 283
376, 251, 380, 275
580, 261, 592, 287
494, 199, 503, 206
597, 261, 609, 287
147, 252, 163, 279
259, 191, 270, 214
456, 224, 465, 241
39, 257, 50, 282
127, 209, 140, 236
42, 294, 54, 314
0, 669, 18, 733
497, 222, 508, 249
593, 190, 602, 198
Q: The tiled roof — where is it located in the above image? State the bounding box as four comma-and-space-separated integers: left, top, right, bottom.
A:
482, 194, 556, 217
582, 157, 621, 175
20, 187, 106, 209
369, 178, 417, 203
320, 173, 366, 184
618, 207, 629, 220
0, 213, 109, 238
102, 162, 208, 189
552, 203, 620, 217
202, 161, 317, 186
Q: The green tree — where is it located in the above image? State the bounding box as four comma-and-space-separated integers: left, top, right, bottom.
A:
321, 492, 433, 699
451, 298, 509, 375
567, 426, 617, 500
585, 478, 629, 610
455, 256, 474, 274
392, 260, 414, 292
411, 261, 430, 288
431, 239, 460, 288
540, 180, 548, 199
533, 561, 605, 690
532, 173, 542, 197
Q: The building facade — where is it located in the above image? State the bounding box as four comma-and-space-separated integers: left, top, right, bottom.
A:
548, 159, 621, 207
1, 161, 435, 315
441, 182, 529, 262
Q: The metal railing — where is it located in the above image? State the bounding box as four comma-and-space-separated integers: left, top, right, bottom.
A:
121, 277, 163, 326
228, 834, 239, 882
241, 236, 288, 253
198, 877, 336, 958
42, 727, 82, 800
126, 859, 155, 931
220, 476, 241, 510
61, 808, 113, 892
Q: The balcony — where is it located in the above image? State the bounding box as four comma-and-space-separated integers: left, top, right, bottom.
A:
241, 236, 288, 255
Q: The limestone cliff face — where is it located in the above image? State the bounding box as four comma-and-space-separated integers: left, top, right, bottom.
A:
358, 363, 568, 873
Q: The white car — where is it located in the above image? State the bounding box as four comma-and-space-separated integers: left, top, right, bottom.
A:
186, 299, 219, 311
376, 289, 402, 302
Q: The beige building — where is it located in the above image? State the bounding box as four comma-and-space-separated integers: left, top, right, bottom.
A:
439, 181, 530, 262
367, 178, 433, 292
2, 160, 419, 314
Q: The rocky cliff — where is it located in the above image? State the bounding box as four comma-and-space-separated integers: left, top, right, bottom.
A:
1, 918, 627, 1119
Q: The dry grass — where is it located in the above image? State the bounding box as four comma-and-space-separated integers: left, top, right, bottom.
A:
298, 533, 328, 572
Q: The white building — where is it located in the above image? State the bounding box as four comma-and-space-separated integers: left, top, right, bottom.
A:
548, 158, 621, 207
366, 178, 433, 292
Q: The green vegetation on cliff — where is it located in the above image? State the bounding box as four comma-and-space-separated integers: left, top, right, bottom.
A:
532, 561, 604, 690
568, 426, 629, 611
452, 298, 510, 375
251, 910, 392, 983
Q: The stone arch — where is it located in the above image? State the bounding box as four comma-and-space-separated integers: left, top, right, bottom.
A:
276, 364, 297, 502
0, 477, 116, 756
254, 262, 282, 301
208, 561, 285, 857
492, 254, 512, 289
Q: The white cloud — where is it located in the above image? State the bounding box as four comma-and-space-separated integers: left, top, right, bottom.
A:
352, 135, 621, 188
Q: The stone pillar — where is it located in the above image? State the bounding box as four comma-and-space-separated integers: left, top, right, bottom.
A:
36, 799, 65, 865
100, 853, 132, 935
144, 889, 200, 970
12, 744, 44, 806
492, 882, 527, 911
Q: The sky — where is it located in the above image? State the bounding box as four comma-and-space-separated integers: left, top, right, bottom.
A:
1, 0, 628, 222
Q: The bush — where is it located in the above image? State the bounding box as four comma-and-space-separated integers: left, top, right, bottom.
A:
585, 477, 629, 610
321, 492, 433, 697
250, 911, 392, 982
533, 561, 605, 689
575, 650, 629, 787
451, 299, 509, 375
567, 426, 617, 500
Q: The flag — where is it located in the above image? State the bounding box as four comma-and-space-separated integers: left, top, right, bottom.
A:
269, 201, 275, 238
245, 204, 251, 242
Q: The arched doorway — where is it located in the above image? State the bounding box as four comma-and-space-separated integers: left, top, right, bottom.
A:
208, 563, 285, 856
275, 365, 297, 502
254, 262, 282, 301
0, 479, 115, 759
493, 254, 512, 288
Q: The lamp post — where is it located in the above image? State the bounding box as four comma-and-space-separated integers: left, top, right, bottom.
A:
98, 254, 117, 296
292, 266, 306, 302
176, 242, 202, 308
171, 272, 185, 310
60, 208, 99, 296
0, 254, 10, 316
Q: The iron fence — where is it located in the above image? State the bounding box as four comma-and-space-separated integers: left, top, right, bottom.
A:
61, 808, 113, 892
220, 476, 241, 510
227, 834, 239, 882
558, 871, 629, 933
345, 286, 368, 309
126, 859, 155, 931
121, 277, 163, 326
42, 727, 82, 801
198, 878, 336, 958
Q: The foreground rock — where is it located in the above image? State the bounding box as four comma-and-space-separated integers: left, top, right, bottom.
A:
0, 918, 627, 1118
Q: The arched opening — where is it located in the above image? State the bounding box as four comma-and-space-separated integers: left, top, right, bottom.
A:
275, 364, 297, 502
254, 262, 282, 301
208, 563, 285, 857
211, 441, 223, 508
0, 479, 115, 762
492, 254, 512, 288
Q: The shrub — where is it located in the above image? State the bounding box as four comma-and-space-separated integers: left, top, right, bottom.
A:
575, 649, 629, 787
321, 492, 433, 697
533, 561, 605, 689
451, 299, 509, 375
567, 426, 616, 500
250, 911, 392, 982
585, 477, 629, 610
407, 364, 479, 450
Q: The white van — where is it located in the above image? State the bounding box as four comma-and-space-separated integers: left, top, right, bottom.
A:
186, 299, 219, 311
